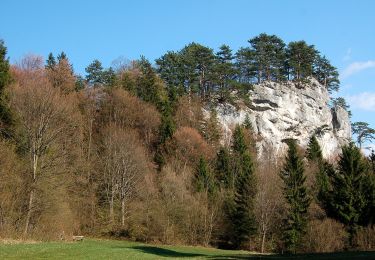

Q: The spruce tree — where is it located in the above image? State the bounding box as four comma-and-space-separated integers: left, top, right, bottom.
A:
0, 40, 13, 136
328, 143, 368, 239
306, 135, 323, 161
45, 52, 56, 70
231, 150, 257, 248
243, 114, 253, 130
215, 147, 231, 188
306, 135, 330, 204
225, 125, 257, 249
195, 156, 216, 195
280, 140, 310, 253
204, 108, 221, 145
232, 126, 247, 155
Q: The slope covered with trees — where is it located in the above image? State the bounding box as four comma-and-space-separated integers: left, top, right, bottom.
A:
0, 35, 374, 254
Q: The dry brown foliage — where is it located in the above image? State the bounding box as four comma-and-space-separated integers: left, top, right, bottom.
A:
174, 96, 204, 130
100, 88, 161, 147
353, 226, 375, 251
46, 58, 76, 93
303, 218, 348, 253
166, 126, 214, 165
9, 63, 83, 238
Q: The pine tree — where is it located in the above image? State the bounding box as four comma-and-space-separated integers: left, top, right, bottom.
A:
351, 122, 375, 149
328, 143, 368, 240
179, 42, 215, 99
155, 50, 185, 97
287, 41, 317, 81
280, 140, 310, 253
331, 97, 352, 117
102, 67, 117, 87
313, 54, 340, 93
248, 33, 286, 82
85, 59, 104, 87
214, 44, 236, 103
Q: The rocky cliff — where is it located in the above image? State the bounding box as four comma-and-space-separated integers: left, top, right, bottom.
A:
215, 79, 351, 159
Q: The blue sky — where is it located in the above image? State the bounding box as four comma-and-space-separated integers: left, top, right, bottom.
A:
1, 0, 375, 149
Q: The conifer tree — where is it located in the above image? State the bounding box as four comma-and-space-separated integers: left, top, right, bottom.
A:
351, 122, 375, 149
45, 52, 56, 70
328, 143, 368, 240
215, 147, 231, 188
231, 150, 257, 248
232, 126, 247, 155
155, 50, 185, 97
243, 114, 253, 130
280, 140, 310, 253
306, 135, 334, 207
195, 156, 216, 195
0, 40, 13, 136
332, 97, 352, 117
313, 54, 340, 93
226, 125, 257, 249
248, 33, 286, 82
85, 59, 104, 87
214, 44, 236, 102
306, 135, 323, 161
204, 108, 221, 146
287, 41, 317, 81
57, 51, 67, 62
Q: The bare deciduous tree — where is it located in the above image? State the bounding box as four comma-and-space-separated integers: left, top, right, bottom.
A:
10, 66, 80, 235
100, 125, 148, 226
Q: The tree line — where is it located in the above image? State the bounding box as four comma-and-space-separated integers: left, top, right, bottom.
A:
0, 38, 374, 254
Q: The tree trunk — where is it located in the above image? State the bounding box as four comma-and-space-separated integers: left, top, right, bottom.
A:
121, 198, 125, 227
24, 189, 34, 235
109, 190, 114, 223
261, 229, 266, 253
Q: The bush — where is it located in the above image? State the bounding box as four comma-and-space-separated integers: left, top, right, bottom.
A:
353, 226, 375, 251
303, 218, 348, 253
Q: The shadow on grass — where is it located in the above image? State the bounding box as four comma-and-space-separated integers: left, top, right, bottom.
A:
130, 246, 375, 260
131, 246, 206, 258
209, 251, 375, 260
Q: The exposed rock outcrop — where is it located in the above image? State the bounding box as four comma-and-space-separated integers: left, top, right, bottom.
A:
214, 79, 351, 159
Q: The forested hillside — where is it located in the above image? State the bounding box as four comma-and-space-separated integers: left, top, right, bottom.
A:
0, 34, 374, 254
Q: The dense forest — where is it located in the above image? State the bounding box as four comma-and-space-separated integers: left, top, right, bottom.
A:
0, 34, 374, 254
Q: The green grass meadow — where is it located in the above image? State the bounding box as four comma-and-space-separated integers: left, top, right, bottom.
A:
0, 239, 374, 259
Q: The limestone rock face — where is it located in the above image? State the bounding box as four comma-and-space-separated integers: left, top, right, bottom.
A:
215, 79, 351, 159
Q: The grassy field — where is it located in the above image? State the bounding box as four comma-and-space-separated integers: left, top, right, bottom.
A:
0, 238, 374, 259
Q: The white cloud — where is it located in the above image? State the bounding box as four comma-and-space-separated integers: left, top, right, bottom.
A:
340, 60, 375, 79
362, 143, 375, 156
342, 48, 352, 61
347, 92, 375, 111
